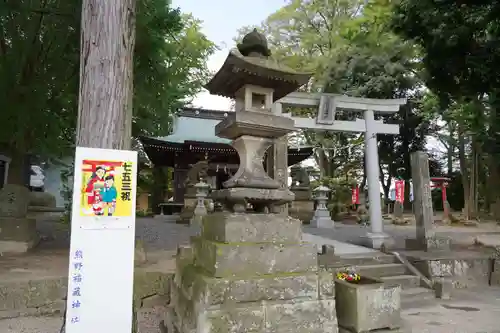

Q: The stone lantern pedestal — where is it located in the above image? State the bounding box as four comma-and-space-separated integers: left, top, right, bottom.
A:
165, 29, 337, 333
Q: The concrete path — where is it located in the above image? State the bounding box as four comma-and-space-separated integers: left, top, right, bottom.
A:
301, 233, 376, 254
399, 287, 500, 332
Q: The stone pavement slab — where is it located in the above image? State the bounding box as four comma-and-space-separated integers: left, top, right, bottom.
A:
398, 287, 500, 333
302, 233, 377, 254
0, 316, 63, 333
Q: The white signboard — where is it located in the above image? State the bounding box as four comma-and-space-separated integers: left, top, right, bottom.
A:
65, 147, 138, 333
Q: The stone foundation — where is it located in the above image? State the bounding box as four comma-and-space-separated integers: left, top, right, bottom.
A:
405, 235, 451, 251
405, 251, 494, 288
289, 200, 314, 224
0, 217, 39, 254
178, 198, 196, 224
167, 212, 338, 333
0, 269, 172, 320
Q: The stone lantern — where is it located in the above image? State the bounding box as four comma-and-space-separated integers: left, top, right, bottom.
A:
311, 185, 334, 228
193, 179, 210, 216
167, 29, 337, 333
189, 179, 210, 234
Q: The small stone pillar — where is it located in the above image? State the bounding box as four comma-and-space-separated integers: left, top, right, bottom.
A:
310, 185, 334, 228
190, 180, 210, 234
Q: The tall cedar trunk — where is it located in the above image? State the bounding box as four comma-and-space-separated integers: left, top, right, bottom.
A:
76, 0, 136, 149
458, 125, 470, 220
487, 94, 500, 218
469, 138, 479, 218
446, 121, 455, 175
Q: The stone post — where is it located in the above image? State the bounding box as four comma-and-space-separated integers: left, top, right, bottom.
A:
310, 185, 334, 228
406, 151, 450, 251
362, 109, 390, 248
412, 151, 433, 239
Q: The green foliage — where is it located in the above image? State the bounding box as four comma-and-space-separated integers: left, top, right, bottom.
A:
0, 0, 215, 158
236, 0, 430, 187
391, 0, 500, 102
134, 8, 216, 137
323, 0, 430, 195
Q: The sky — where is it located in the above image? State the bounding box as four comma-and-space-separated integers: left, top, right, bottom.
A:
171, 0, 286, 111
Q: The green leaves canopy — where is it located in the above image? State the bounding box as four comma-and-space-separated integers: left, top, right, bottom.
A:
0, 0, 215, 157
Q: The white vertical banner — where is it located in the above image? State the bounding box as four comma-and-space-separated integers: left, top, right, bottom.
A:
65, 147, 138, 333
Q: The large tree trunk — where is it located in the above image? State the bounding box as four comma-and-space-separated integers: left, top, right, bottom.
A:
458, 125, 470, 220
76, 0, 136, 149
469, 137, 479, 218
446, 121, 455, 175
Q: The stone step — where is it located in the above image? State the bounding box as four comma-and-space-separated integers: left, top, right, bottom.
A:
380, 275, 421, 290
401, 287, 435, 309
355, 263, 407, 277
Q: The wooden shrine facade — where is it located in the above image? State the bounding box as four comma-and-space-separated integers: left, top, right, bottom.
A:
140, 107, 313, 202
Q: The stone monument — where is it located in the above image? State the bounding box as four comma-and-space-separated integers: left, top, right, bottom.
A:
165, 29, 337, 333
0, 184, 39, 253
289, 165, 314, 223
310, 185, 334, 228
405, 151, 450, 251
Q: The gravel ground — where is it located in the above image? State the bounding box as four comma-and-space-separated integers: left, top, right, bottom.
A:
36, 215, 500, 251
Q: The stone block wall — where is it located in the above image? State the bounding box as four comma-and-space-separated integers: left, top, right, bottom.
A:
165, 212, 338, 333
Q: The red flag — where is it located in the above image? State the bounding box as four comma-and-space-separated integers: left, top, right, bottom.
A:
395, 180, 405, 203
352, 185, 359, 204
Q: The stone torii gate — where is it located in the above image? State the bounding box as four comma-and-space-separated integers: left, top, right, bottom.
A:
268, 91, 406, 248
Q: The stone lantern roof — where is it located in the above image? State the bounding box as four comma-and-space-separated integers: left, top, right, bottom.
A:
205, 29, 312, 101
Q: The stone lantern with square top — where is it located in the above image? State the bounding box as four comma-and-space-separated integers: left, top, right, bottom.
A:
164, 29, 338, 333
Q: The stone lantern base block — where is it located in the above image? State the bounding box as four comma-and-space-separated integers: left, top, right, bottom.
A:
360, 232, 392, 250
202, 212, 302, 243
310, 209, 334, 228
193, 238, 318, 277
165, 285, 337, 333
167, 210, 338, 333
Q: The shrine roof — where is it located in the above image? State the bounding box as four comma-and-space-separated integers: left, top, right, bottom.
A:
155, 116, 232, 145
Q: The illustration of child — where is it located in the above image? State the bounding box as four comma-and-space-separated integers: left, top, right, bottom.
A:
85, 166, 106, 207
102, 175, 118, 216
92, 183, 105, 216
